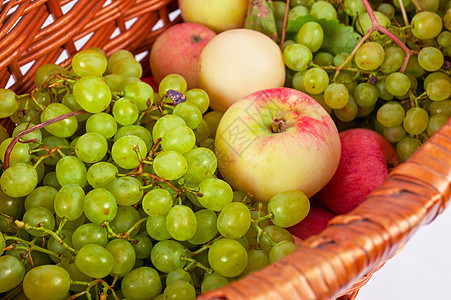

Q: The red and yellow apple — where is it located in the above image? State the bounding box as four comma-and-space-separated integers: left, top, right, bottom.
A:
150, 22, 216, 90
199, 29, 286, 112
215, 87, 341, 202
178, 0, 250, 33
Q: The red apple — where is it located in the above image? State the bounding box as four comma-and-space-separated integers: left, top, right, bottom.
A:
215, 87, 341, 202
316, 128, 401, 214
287, 207, 336, 240
150, 23, 216, 90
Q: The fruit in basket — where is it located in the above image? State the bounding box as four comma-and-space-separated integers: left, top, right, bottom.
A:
178, 0, 249, 33
287, 207, 336, 240
150, 23, 216, 90
199, 28, 285, 112
316, 128, 400, 214
215, 87, 341, 201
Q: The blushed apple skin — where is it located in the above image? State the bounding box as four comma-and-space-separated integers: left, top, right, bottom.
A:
150, 23, 216, 90
316, 128, 401, 214
215, 88, 341, 202
287, 207, 336, 240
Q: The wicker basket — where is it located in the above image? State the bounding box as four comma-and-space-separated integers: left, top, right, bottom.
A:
1, 1, 450, 299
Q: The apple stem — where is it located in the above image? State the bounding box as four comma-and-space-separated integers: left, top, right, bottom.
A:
271, 118, 285, 133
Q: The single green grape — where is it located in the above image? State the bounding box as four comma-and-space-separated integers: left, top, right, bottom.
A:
203, 110, 224, 139
75, 132, 108, 163
159, 74, 187, 97
310, 0, 337, 20
426, 78, 451, 101
380, 45, 405, 74
198, 178, 233, 211
411, 11, 443, 40
83, 188, 117, 225
34, 63, 63, 87
0, 255, 25, 293
259, 225, 295, 254
112, 97, 139, 125
240, 249, 269, 277
418, 46, 444, 72
12, 122, 42, 149
75, 244, 114, 278
131, 234, 153, 259
185, 88, 210, 114
24, 186, 57, 214
109, 205, 141, 235
173, 102, 203, 129
296, 21, 324, 52
343, 0, 366, 17
208, 238, 248, 278
73, 75, 112, 113
0, 137, 30, 166
385, 72, 411, 97
354, 82, 379, 107
142, 188, 173, 216
383, 125, 407, 143
1, 162, 38, 197
269, 240, 298, 263
54, 184, 85, 220
146, 214, 172, 241
403, 107, 429, 135
377, 101, 406, 128
108, 57, 143, 78
188, 209, 218, 245
356, 12, 390, 39
72, 49, 107, 77
161, 126, 196, 154
86, 112, 118, 139
268, 190, 310, 227
152, 114, 186, 142
163, 280, 196, 300
121, 267, 162, 300
108, 176, 143, 206
87, 162, 118, 188
124, 80, 154, 111
105, 238, 136, 277
354, 42, 385, 71
153, 151, 188, 180
377, 3, 395, 18
55, 155, 87, 187
324, 83, 349, 109
166, 268, 191, 286
201, 273, 229, 293
194, 119, 210, 143
72, 222, 108, 250
303, 68, 329, 94
111, 135, 147, 170
114, 124, 153, 152
166, 205, 197, 241
23, 206, 55, 237
217, 202, 252, 239
22, 265, 70, 300
333, 95, 358, 122
283, 43, 312, 71
40, 103, 78, 138
47, 229, 74, 263
396, 136, 419, 162
0, 89, 19, 118
427, 113, 449, 136
150, 240, 187, 273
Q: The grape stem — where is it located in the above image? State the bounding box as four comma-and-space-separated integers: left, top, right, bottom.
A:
3, 109, 88, 169
55, 216, 68, 236
397, 0, 410, 26
181, 256, 214, 274
334, 0, 413, 81
280, 0, 291, 47
102, 218, 147, 240
141, 172, 183, 197
5, 235, 62, 260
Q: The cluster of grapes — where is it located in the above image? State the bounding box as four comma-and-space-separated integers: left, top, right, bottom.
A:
0, 48, 311, 300
274, 0, 451, 161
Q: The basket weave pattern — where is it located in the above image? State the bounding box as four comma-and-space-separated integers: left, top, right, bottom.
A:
1, 1, 451, 299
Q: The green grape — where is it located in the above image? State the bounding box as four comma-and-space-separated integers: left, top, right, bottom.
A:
123, 80, 154, 111
159, 74, 188, 97
24, 185, 57, 214
194, 119, 210, 142
203, 110, 224, 139
283, 43, 312, 71
31, 90, 52, 110
445, 8, 451, 30
73, 75, 112, 113
314, 52, 334, 66
269, 240, 298, 263
356, 12, 390, 39
287, 5, 309, 22
153, 151, 187, 180
55, 155, 87, 187
217, 202, 251, 239
173, 102, 203, 129
40, 103, 78, 138
75, 132, 108, 163
54, 184, 85, 220
201, 273, 229, 293
166, 268, 191, 286
310, 0, 337, 20
0, 232, 4, 256
47, 229, 74, 263
112, 97, 139, 125
354, 42, 385, 71
107, 49, 134, 66
405, 55, 426, 78
268, 190, 310, 227
383, 125, 407, 143
0, 89, 19, 118
377, 3, 395, 18
333, 52, 353, 68
396, 136, 419, 161
12, 122, 42, 150
423, 71, 451, 89
1, 163, 38, 197
83, 188, 117, 224
87, 162, 118, 188
146, 214, 172, 241
142, 188, 173, 216
429, 100, 451, 116
104, 73, 127, 92
72, 49, 107, 77
384, 72, 411, 97
0, 125, 8, 145
403, 107, 429, 135
163, 280, 196, 300
377, 101, 406, 127
111, 135, 147, 170
427, 78, 451, 101
152, 114, 186, 142
197, 178, 233, 211
151, 240, 187, 273
166, 205, 197, 241
22, 265, 70, 300
437, 31, 451, 48
188, 209, 218, 245
334, 95, 358, 122
184, 89, 209, 114
72, 222, 108, 250
108, 176, 143, 206
59, 259, 92, 292
292, 70, 307, 92
62, 93, 90, 122
0, 137, 30, 166
335, 71, 357, 94
105, 238, 136, 277
296, 21, 324, 52
324, 83, 349, 109
121, 267, 162, 300
132, 234, 153, 259
303, 68, 329, 94
109, 205, 141, 235
114, 124, 153, 151
375, 79, 394, 101
281, 39, 296, 52
86, 112, 117, 139
38, 136, 70, 166
343, 0, 366, 17
161, 126, 196, 154
411, 11, 443, 40
353, 82, 379, 107
260, 225, 295, 254
23, 206, 55, 236
34, 63, 63, 87
418, 47, 444, 71
381, 46, 406, 74
272, 1, 287, 20
75, 244, 114, 278
42, 172, 62, 190
208, 238, 248, 277
109, 57, 143, 78
240, 249, 269, 277
427, 113, 449, 136
0, 255, 25, 293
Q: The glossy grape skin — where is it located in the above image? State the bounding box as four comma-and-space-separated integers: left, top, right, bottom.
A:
86, 112, 118, 139
356, 12, 390, 39
75, 244, 114, 278
142, 188, 173, 216
73, 76, 112, 113
354, 42, 385, 71
188, 209, 218, 245
114, 124, 153, 153
268, 190, 310, 227
47, 229, 74, 263
240, 248, 270, 277
208, 238, 248, 278
87, 162, 118, 188
0, 255, 25, 293
403, 107, 429, 135
72, 222, 108, 250
323, 83, 349, 109
121, 267, 162, 300
109, 205, 141, 235
385, 72, 411, 97
396, 136, 420, 162
55, 155, 87, 187
22, 265, 70, 300
124, 80, 154, 111
166, 204, 197, 241
12, 122, 42, 150
377, 101, 406, 128
296, 21, 324, 52
283, 43, 313, 71
105, 238, 136, 277
161, 126, 196, 154
131, 234, 153, 259
0, 89, 19, 118
24, 185, 57, 213
427, 113, 449, 136
54, 184, 85, 220
269, 240, 298, 263
217, 202, 252, 239
40, 103, 78, 138
158, 74, 187, 96
183, 147, 217, 185
411, 11, 443, 40
72, 49, 107, 77
108, 176, 143, 206
39, 136, 70, 166
111, 135, 147, 170
113, 97, 139, 126
22, 206, 55, 236
75, 132, 108, 163
310, 0, 337, 20
303, 68, 329, 95
34, 63, 63, 87
150, 240, 187, 273
163, 280, 196, 300
173, 102, 203, 130
198, 178, 233, 211
146, 214, 172, 241
201, 273, 229, 293
260, 225, 295, 254
353, 82, 379, 107
83, 188, 117, 225
334, 95, 358, 122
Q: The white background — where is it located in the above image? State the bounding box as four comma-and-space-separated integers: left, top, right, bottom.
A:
357, 204, 451, 300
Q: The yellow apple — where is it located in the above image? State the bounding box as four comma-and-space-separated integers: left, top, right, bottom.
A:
178, 0, 250, 33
